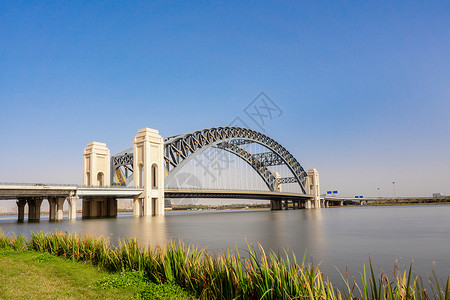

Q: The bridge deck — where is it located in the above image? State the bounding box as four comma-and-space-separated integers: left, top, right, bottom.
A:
0, 184, 78, 199
77, 187, 144, 198
0, 184, 312, 201
165, 189, 313, 200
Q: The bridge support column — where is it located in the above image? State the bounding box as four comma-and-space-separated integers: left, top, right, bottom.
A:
17, 199, 26, 222
27, 198, 43, 221
68, 195, 78, 220
133, 196, 142, 216
133, 128, 165, 216
270, 200, 282, 210
105, 198, 117, 217
82, 198, 91, 218
56, 197, 64, 220
305, 199, 312, 209
81, 197, 115, 218
48, 197, 57, 221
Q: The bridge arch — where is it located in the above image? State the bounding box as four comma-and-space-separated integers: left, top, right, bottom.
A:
111, 127, 308, 193
163, 127, 307, 193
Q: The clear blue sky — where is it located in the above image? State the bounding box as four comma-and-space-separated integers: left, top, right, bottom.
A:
1, 1, 449, 197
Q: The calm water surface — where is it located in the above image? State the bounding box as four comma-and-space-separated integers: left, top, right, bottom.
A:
1, 205, 449, 283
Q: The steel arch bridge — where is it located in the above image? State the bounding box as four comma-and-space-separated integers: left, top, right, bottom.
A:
112, 127, 308, 194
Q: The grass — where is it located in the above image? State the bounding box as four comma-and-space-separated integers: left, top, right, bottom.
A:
1, 230, 449, 299
0, 249, 137, 299
0, 249, 194, 299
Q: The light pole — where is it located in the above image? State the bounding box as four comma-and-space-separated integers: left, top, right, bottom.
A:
377, 187, 380, 198
392, 181, 396, 198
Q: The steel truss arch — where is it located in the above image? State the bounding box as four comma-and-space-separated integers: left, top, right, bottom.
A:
163, 127, 307, 193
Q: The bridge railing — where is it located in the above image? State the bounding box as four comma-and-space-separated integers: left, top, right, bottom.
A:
165, 186, 268, 192
78, 185, 144, 189
80, 185, 144, 189
0, 182, 79, 187
165, 186, 307, 194
0, 182, 144, 189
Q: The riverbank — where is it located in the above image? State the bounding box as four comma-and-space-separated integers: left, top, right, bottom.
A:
349, 197, 450, 207
1, 230, 448, 299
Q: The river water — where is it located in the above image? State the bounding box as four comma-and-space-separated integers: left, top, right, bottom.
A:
0, 205, 449, 284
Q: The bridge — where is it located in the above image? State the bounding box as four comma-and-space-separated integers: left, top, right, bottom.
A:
0, 127, 321, 221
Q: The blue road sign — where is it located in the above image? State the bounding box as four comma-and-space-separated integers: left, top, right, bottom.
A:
333, 191, 338, 194
327, 191, 332, 194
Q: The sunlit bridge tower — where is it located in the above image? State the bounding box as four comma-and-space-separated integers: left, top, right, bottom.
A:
133, 128, 165, 216
83, 142, 110, 187
82, 142, 117, 217
306, 168, 320, 209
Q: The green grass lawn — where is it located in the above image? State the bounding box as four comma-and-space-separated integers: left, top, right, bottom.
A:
0, 249, 194, 299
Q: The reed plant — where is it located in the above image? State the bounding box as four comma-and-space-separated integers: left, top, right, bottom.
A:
0, 231, 26, 250
0, 230, 448, 299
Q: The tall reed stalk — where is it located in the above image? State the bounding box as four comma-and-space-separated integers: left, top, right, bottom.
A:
0, 230, 448, 299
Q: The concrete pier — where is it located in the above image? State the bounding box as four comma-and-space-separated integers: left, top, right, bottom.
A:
57, 198, 65, 220
48, 197, 57, 220
82, 197, 117, 218
16, 199, 26, 221
133, 196, 142, 216
68, 195, 78, 220
270, 199, 311, 210
270, 200, 282, 210
48, 197, 68, 221
305, 199, 312, 209
27, 198, 43, 221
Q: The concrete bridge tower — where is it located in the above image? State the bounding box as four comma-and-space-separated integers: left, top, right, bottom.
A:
82, 142, 117, 218
306, 168, 321, 209
133, 128, 165, 216
83, 142, 111, 187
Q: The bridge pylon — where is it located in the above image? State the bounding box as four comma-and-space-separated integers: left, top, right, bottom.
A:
133, 128, 165, 216
81, 142, 114, 218
83, 142, 111, 186
306, 168, 321, 209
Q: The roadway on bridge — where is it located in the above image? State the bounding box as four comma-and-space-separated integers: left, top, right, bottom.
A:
0, 184, 313, 201
165, 189, 313, 201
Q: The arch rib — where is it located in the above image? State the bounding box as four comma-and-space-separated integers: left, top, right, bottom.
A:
164, 127, 307, 193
